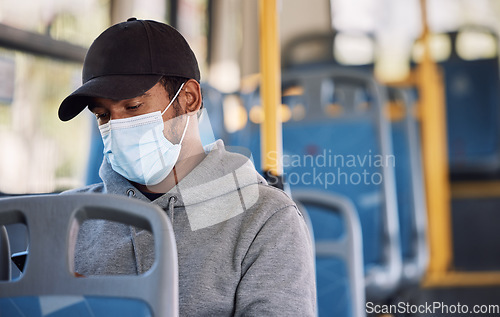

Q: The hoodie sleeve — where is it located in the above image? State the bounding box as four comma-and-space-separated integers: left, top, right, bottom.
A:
234, 205, 317, 316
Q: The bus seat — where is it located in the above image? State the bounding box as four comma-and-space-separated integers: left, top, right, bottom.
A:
0, 225, 10, 281
86, 116, 104, 185
281, 30, 376, 73
388, 87, 429, 287
282, 31, 338, 69
439, 29, 500, 174
230, 66, 402, 301
0, 194, 40, 280
199, 83, 227, 146
281, 68, 401, 301
0, 194, 178, 317
293, 190, 365, 317
4, 223, 28, 279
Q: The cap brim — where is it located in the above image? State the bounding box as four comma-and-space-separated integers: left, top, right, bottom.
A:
58, 74, 163, 121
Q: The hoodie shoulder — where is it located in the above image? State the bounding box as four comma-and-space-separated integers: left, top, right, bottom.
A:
257, 182, 299, 214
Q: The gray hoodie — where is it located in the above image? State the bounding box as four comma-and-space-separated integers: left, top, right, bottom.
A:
66, 140, 316, 316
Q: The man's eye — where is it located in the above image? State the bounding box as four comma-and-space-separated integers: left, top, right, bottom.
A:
127, 104, 142, 110
95, 113, 109, 119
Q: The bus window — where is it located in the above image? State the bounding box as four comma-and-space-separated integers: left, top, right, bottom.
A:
0, 5, 111, 194
0, 50, 88, 194
223, 94, 247, 132
456, 30, 497, 60
412, 33, 451, 63
334, 32, 375, 65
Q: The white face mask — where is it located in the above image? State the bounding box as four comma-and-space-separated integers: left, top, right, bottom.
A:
99, 82, 189, 186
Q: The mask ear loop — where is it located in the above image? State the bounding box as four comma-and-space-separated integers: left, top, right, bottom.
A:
178, 116, 190, 145
161, 82, 186, 116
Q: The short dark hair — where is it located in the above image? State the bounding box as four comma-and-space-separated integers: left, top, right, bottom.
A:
159, 76, 203, 117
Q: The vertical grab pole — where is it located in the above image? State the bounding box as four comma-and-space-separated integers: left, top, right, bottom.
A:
417, 0, 452, 281
259, 0, 283, 187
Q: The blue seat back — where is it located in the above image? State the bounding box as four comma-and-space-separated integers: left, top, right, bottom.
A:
199, 83, 227, 145
281, 68, 401, 301
86, 117, 104, 185
229, 66, 402, 301
439, 30, 500, 173
293, 190, 365, 317
388, 87, 428, 286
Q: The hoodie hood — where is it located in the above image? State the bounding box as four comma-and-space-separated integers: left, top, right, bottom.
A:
99, 139, 267, 231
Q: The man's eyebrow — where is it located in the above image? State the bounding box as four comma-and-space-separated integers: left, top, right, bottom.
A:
136, 91, 151, 99
87, 103, 98, 111
125, 91, 151, 103
86, 91, 153, 111
87, 100, 104, 111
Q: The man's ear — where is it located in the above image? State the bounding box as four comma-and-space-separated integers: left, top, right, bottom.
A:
182, 79, 202, 114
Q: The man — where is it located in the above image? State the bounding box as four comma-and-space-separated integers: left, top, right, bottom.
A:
59, 18, 316, 316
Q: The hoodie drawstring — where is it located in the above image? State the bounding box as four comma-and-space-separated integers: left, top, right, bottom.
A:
129, 226, 140, 275
167, 195, 177, 226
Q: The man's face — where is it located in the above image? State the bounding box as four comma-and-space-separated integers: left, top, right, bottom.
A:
89, 82, 185, 142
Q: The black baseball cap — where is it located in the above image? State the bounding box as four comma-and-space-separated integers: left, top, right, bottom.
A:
58, 18, 200, 121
